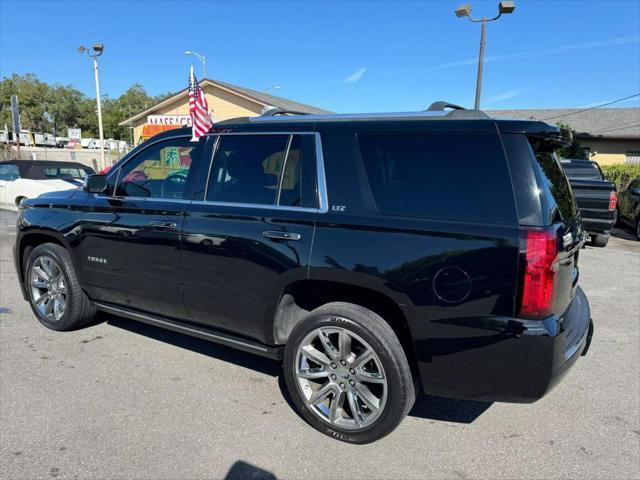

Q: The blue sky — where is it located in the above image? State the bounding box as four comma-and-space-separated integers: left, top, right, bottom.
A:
1, 0, 639, 112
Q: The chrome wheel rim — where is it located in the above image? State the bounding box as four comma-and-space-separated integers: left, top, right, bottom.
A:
295, 326, 387, 430
29, 255, 67, 322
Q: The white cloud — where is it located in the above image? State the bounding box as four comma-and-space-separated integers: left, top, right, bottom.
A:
484, 88, 525, 104
377, 35, 640, 77
345, 67, 367, 83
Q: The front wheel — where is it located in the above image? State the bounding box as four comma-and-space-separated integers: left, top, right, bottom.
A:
25, 243, 97, 331
283, 302, 415, 444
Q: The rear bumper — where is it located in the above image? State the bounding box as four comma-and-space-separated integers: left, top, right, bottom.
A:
580, 210, 615, 234
415, 286, 592, 403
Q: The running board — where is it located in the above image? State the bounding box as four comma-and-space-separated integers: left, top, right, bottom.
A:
95, 302, 282, 360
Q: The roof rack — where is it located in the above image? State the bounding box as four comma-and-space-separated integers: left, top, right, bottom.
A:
260, 106, 312, 117
426, 101, 466, 111
426, 100, 490, 119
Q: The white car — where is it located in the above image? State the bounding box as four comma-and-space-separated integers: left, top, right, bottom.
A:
0, 160, 95, 210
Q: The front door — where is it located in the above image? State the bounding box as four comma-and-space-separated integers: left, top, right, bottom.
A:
181, 132, 324, 343
80, 134, 209, 319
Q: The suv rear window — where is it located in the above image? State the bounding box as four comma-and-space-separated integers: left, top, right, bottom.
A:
534, 152, 578, 222
357, 132, 516, 224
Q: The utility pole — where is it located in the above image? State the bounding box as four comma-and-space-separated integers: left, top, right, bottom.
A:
10, 94, 20, 156
455, 2, 516, 109
79, 43, 106, 169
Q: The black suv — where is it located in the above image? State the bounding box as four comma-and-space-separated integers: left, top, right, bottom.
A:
14, 103, 593, 443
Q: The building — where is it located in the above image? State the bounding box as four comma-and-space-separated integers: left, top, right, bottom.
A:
487, 108, 640, 165
119, 78, 330, 145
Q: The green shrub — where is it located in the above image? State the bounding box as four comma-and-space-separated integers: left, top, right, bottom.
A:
600, 164, 640, 191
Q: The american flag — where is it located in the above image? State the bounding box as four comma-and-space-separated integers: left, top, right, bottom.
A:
188, 66, 213, 141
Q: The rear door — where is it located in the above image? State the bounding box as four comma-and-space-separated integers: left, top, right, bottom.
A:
79, 134, 209, 319
181, 132, 324, 343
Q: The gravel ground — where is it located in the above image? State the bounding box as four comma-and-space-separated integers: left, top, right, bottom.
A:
1, 208, 638, 480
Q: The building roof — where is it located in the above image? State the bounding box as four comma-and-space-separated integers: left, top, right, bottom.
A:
486, 108, 640, 139
119, 78, 332, 126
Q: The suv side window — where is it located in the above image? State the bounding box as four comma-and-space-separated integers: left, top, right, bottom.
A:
206, 134, 318, 208
358, 132, 517, 224
115, 137, 198, 199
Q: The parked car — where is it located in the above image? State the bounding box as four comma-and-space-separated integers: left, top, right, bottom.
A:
560, 159, 617, 247
0, 160, 94, 210
13, 104, 593, 444
616, 177, 640, 240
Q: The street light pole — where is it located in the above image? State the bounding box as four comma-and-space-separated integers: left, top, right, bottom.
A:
92, 55, 105, 169
475, 19, 487, 110
455, 2, 516, 110
79, 44, 106, 169
185, 51, 206, 78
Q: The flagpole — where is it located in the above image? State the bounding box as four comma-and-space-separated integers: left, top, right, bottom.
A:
189, 65, 197, 142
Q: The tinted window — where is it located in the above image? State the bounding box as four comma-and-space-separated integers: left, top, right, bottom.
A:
116, 138, 198, 199
534, 152, 578, 222
41, 167, 93, 179
0, 164, 19, 181
561, 162, 601, 180
278, 135, 319, 208
206, 134, 317, 209
206, 135, 287, 205
358, 133, 516, 223
25, 165, 95, 179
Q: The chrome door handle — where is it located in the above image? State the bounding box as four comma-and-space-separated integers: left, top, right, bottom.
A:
149, 220, 177, 230
263, 230, 302, 241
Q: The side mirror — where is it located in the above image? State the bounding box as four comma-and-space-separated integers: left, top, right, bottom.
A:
84, 174, 108, 193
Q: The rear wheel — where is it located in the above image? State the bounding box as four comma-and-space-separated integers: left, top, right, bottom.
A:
636, 218, 640, 241
590, 233, 609, 248
283, 302, 415, 444
25, 243, 97, 331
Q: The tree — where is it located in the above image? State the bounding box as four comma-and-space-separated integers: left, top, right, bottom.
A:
0, 74, 166, 141
555, 121, 587, 159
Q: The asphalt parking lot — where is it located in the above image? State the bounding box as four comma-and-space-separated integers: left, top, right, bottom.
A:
1, 208, 638, 480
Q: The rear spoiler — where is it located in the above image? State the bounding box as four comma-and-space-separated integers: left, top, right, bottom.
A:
497, 120, 573, 150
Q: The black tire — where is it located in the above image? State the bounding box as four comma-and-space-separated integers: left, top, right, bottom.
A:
636, 218, 640, 241
283, 302, 415, 444
590, 233, 609, 248
25, 243, 97, 331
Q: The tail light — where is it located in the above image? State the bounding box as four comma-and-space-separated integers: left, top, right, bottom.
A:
608, 191, 617, 210
519, 228, 558, 319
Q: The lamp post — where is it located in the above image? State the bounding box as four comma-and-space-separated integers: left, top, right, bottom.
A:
79, 43, 106, 169
185, 50, 206, 78
455, 1, 516, 109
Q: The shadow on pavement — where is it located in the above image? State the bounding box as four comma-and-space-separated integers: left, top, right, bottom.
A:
611, 227, 637, 241
224, 461, 276, 480
104, 314, 281, 377
106, 313, 492, 425
409, 393, 492, 423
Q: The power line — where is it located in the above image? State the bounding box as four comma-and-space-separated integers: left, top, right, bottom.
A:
540, 93, 640, 121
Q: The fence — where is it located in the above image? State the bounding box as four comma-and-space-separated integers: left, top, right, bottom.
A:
0, 145, 126, 171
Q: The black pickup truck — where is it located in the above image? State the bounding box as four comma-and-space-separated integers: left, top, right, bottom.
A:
560, 159, 617, 247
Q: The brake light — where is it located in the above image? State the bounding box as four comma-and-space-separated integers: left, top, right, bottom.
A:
608, 191, 617, 210
519, 229, 558, 319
